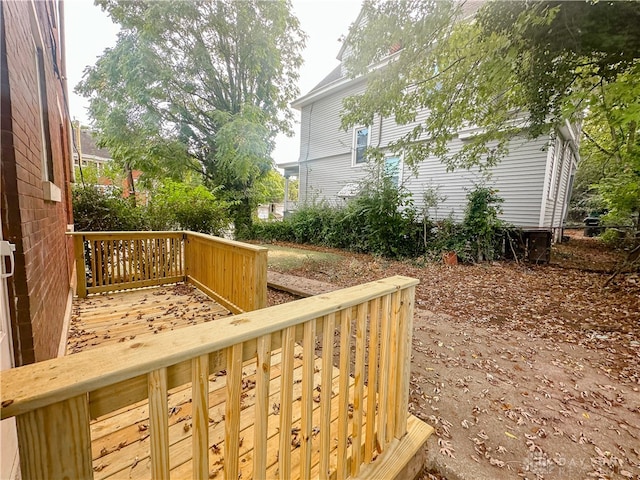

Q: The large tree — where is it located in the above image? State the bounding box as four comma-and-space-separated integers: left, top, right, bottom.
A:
77, 0, 305, 235
340, 1, 639, 224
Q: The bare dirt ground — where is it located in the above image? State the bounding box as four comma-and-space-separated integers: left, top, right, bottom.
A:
266, 231, 640, 480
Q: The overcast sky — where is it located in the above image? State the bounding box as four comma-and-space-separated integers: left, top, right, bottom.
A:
64, 0, 363, 167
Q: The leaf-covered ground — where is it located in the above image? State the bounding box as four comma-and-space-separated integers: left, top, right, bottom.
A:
266, 231, 640, 479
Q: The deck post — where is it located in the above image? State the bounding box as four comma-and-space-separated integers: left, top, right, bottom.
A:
16, 395, 93, 479
73, 234, 87, 298
253, 248, 268, 310
182, 232, 189, 282
394, 286, 415, 439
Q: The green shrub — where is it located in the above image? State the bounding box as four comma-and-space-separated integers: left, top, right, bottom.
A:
424, 216, 470, 261
73, 181, 232, 235
73, 185, 147, 231
147, 180, 231, 234
462, 186, 505, 261
250, 219, 295, 242
250, 171, 423, 258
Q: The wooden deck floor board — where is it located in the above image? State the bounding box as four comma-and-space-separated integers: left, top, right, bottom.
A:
67, 284, 231, 355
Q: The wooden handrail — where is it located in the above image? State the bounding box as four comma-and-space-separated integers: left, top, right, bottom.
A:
1, 276, 418, 480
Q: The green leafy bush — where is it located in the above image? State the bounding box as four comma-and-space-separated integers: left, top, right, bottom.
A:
147, 180, 231, 234
73, 181, 231, 235
462, 186, 505, 261
249, 219, 295, 242
249, 171, 423, 258
73, 185, 146, 231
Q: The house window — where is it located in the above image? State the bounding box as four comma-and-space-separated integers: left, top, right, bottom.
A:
352, 126, 369, 165
36, 46, 54, 184
384, 156, 401, 186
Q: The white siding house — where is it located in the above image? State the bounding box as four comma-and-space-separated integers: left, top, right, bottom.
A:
290, 13, 579, 239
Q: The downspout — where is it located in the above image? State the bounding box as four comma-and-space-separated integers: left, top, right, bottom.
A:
58, 0, 74, 184
302, 103, 314, 204
549, 142, 566, 241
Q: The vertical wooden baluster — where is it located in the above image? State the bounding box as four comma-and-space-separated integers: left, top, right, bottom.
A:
73, 235, 87, 297
96, 240, 104, 287
146, 238, 151, 281
89, 239, 97, 288
126, 239, 131, 282
351, 302, 367, 476
132, 239, 138, 282
156, 238, 161, 279
144, 237, 148, 281
365, 297, 380, 463
125, 239, 129, 282
108, 240, 114, 285
253, 334, 271, 480
395, 286, 415, 439
110, 240, 115, 285
300, 319, 316, 479
386, 291, 401, 442
16, 395, 93, 479
336, 308, 352, 480
168, 237, 173, 277
225, 343, 243, 480
115, 239, 121, 284
279, 326, 295, 480
148, 368, 170, 479
103, 240, 109, 286
376, 294, 392, 451
192, 354, 209, 480
163, 238, 168, 279
319, 313, 334, 480
179, 236, 184, 277
139, 238, 144, 281
151, 237, 156, 280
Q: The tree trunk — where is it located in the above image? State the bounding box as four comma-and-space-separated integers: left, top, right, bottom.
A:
124, 161, 136, 207
234, 196, 253, 239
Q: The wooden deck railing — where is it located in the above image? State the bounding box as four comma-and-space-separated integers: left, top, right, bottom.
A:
1, 276, 418, 480
69, 231, 268, 312
184, 231, 268, 313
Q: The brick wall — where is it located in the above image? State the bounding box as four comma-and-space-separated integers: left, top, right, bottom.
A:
1, 0, 74, 365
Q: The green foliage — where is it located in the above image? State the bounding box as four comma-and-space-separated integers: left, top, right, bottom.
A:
146, 180, 231, 234
424, 217, 469, 262
600, 228, 631, 249
462, 186, 505, 262
76, 0, 305, 235
341, 0, 640, 210
250, 181, 508, 262
249, 168, 423, 258
72, 185, 146, 232
73, 180, 232, 235
336, 169, 422, 257
253, 169, 286, 204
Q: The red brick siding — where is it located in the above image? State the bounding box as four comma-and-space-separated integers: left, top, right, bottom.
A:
1, 0, 74, 365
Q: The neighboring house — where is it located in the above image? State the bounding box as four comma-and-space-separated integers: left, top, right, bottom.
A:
1, 0, 74, 477
73, 123, 113, 182
291, 9, 579, 240
73, 123, 147, 203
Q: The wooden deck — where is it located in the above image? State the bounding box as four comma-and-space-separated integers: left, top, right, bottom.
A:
63, 283, 432, 479
67, 283, 231, 354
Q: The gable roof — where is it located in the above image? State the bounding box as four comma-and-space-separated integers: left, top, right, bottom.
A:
309, 64, 343, 93
78, 129, 112, 160
293, 0, 486, 108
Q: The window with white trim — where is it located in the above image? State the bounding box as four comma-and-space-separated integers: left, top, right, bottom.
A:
35, 46, 54, 184
352, 126, 369, 165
